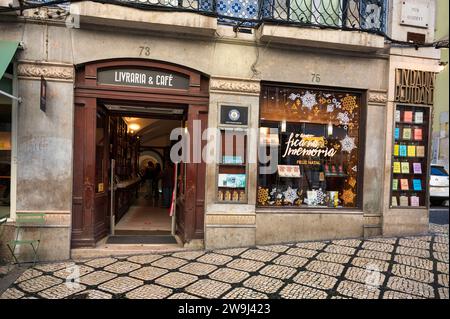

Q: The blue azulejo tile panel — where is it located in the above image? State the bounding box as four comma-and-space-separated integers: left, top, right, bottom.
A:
217, 0, 259, 20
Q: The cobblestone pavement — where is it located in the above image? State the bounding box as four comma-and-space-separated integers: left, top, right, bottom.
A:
1, 224, 448, 299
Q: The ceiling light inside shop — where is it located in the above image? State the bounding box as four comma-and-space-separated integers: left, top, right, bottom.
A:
128, 123, 141, 131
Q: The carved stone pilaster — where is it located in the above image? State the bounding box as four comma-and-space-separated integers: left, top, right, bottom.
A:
210, 77, 260, 95
368, 91, 388, 105
17, 61, 74, 81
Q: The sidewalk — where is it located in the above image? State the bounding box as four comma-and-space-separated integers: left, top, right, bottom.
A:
0, 224, 448, 299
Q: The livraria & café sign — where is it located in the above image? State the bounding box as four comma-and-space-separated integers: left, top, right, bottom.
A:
97, 68, 190, 90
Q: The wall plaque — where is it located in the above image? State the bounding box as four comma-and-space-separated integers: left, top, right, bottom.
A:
400, 0, 430, 28
220, 105, 248, 126
97, 68, 189, 90
394, 69, 436, 105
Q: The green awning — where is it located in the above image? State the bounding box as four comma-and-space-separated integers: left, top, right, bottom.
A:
0, 40, 19, 80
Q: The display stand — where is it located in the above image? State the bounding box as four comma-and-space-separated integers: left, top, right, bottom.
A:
390, 105, 430, 208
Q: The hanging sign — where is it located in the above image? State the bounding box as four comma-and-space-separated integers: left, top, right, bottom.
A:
40, 76, 47, 112
97, 68, 190, 90
394, 69, 435, 105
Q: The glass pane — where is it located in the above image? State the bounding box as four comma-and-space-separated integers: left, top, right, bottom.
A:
431, 167, 448, 176
259, 86, 361, 208
0, 104, 11, 218
95, 111, 106, 193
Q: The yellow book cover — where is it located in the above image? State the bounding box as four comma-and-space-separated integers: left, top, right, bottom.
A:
407, 145, 416, 157
393, 162, 401, 173
394, 144, 399, 156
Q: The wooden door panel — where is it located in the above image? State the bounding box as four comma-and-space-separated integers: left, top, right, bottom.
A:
71, 98, 97, 248
178, 105, 208, 241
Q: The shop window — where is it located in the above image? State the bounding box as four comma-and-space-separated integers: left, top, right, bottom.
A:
95, 110, 107, 193
258, 85, 363, 208
216, 128, 248, 203
0, 104, 11, 218
390, 105, 430, 208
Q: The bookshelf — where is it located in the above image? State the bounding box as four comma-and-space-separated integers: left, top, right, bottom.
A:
390, 105, 430, 208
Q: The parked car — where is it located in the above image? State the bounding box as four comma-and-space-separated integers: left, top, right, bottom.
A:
430, 164, 449, 206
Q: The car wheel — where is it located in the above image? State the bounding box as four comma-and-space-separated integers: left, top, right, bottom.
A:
430, 198, 445, 207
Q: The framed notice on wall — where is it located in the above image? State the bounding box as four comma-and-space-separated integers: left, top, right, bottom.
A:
220, 105, 249, 126
390, 104, 430, 208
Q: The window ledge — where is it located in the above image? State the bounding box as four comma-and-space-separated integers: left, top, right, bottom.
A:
71, 1, 217, 37
256, 207, 364, 215
258, 24, 385, 53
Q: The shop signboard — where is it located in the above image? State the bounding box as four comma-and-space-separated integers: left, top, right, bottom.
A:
394, 69, 435, 105
97, 68, 190, 90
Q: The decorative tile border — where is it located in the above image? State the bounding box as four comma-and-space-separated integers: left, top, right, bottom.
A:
210, 77, 260, 95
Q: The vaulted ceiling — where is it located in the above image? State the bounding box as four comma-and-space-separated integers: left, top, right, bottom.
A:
122, 117, 182, 147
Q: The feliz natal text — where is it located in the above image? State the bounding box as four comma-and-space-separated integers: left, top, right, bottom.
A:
282, 133, 337, 158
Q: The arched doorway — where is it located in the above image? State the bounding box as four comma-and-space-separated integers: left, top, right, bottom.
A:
71, 59, 209, 248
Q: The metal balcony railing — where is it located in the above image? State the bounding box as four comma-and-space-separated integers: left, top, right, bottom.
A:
262, 0, 387, 32
25, 0, 388, 33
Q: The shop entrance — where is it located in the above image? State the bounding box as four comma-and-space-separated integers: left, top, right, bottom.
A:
71, 59, 209, 248
95, 105, 186, 244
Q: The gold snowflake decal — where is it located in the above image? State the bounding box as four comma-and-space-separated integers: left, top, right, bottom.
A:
341, 188, 356, 205
341, 95, 358, 114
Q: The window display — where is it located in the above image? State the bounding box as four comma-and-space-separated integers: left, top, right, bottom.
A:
390, 105, 430, 208
258, 85, 363, 208
216, 128, 248, 203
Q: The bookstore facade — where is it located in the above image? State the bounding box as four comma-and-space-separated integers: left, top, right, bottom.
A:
0, 3, 442, 261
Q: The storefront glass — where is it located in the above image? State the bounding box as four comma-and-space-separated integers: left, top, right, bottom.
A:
258, 85, 363, 208
0, 104, 11, 218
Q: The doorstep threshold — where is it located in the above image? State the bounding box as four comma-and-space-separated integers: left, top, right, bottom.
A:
70, 235, 185, 260
71, 244, 184, 260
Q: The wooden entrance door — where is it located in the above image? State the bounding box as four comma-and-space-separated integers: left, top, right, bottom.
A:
72, 59, 209, 248
72, 99, 110, 247
176, 105, 208, 242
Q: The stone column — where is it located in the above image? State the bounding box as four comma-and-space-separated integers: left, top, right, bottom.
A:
13, 60, 75, 261
363, 90, 388, 237
204, 76, 260, 250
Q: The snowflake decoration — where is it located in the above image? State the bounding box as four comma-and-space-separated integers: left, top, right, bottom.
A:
336, 112, 350, 126
340, 135, 357, 153
326, 104, 334, 113
283, 186, 299, 204
288, 93, 301, 101
316, 188, 327, 205
300, 91, 317, 110
257, 187, 269, 205
341, 188, 356, 206
341, 95, 358, 114
347, 177, 357, 188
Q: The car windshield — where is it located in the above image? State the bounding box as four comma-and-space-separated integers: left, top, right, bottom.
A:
431, 166, 449, 176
